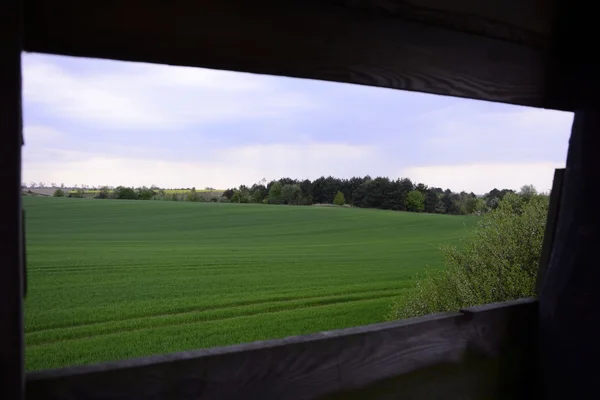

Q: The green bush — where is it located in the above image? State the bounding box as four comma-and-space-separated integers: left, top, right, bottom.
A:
137, 186, 155, 200
94, 187, 110, 199
333, 191, 345, 206
406, 190, 425, 212
387, 192, 548, 320
53, 189, 65, 197
67, 189, 84, 198
112, 186, 138, 200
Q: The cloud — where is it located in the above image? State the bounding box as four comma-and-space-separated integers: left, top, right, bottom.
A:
22, 53, 317, 130
21, 53, 573, 192
401, 162, 563, 194
411, 102, 573, 164
23, 125, 64, 143
23, 143, 377, 188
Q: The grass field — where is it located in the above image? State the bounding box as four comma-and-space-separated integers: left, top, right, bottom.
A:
66, 189, 223, 194
23, 197, 476, 371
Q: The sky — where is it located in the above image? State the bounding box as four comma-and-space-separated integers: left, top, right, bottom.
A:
22, 53, 573, 194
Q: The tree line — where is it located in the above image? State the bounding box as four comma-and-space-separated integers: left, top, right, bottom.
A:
53, 186, 221, 202
222, 176, 527, 215
50, 175, 536, 216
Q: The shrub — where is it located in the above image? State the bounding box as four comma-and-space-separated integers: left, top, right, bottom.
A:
95, 186, 110, 199
68, 189, 84, 198
187, 188, 198, 202
406, 190, 425, 212
268, 182, 282, 204
113, 186, 138, 200
137, 186, 155, 200
53, 189, 65, 197
333, 191, 345, 206
281, 184, 303, 205
387, 192, 548, 320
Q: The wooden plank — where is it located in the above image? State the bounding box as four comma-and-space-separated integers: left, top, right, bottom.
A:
543, 1, 599, 110
22, 0, 553, 109
327, 0, 554, 48
27, 299, 538, 400
538, 2, 600, 397
325, 298, 539, 400
0, 0, 25, 399
535, 168, 564, 294
538, 111, 600, 399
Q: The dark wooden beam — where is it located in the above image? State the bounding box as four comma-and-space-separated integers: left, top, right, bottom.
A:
0, 1, 25, 399
22, 0, 558, 110
327, 0, 554, 48
535, 168, 564, 294
27, 299, 536, 400
543, 1, 599, 110
538, 1, 600, 397
538, 111, 600, 399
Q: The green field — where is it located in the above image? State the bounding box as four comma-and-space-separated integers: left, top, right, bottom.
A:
67, 189, 222, 194
23, 197, 476, 371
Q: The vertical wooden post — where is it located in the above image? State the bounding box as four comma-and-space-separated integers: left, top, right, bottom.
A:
535, 168, 564, 295
0, 1, 24, 399
538, 111, 600, 399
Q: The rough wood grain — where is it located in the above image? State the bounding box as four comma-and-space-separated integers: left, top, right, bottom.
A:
535, 168, 564, 294
22, 0, 552, 109
543, 1, 598, 110
538, 112, 600, 399
327, 0, 554, 48
0, 1, 25, 399
538, 2, 600, 398
27, 299, 537, 400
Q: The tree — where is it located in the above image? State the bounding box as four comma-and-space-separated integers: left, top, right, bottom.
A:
68, 188, 84, 198
187, 187, 198, 202
281, 184, 303, 205
333, 191, 345, 206
268, 182, 282, 204
137, 186, 155, 200
519, 184, 538, 202
473, 197, 488, 215
250, 184, 267, 203
388, 192, 549, 319
406, 190, 425, 212
95, 186, 110, 199
113, 186, 138, 200
424, 190, 440, 213
53, 188, 65, 197
222, 189, 235, 200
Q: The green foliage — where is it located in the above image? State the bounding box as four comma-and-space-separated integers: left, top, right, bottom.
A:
519, 184, 537, 202
53, 189, 65, 197
405, 190, 424, 212
23, 197, 474, 370
473, 198, 487, 215
94, 187, 110, 199
388, 192, 548, 320
137, 186, 155, 201
281, 184, 303, 205
268, 182, 282, 204
112, 186, 138, 200
187, 187, 198, 202
67, 189, 84, 198
333, 191, 345, 206
251, 187, 266, 203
